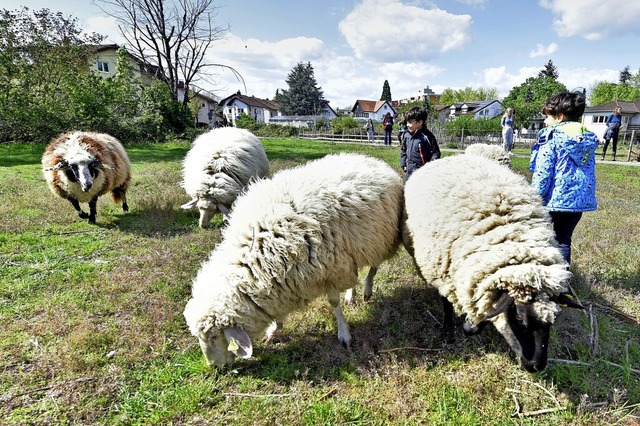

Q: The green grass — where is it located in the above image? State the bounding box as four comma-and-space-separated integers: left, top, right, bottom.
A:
1, 138, 639, 425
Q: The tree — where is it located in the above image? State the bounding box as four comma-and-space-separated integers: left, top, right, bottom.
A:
380, 80, 392, 101
0, 7, 105, 141
96, 0, 243, 115
277, 62, 326, 116
619, 66, 632, 84
589, 80, 640, 105
502, 76, 567, 127
538, 59, 559, 80
439, 86, 498, 104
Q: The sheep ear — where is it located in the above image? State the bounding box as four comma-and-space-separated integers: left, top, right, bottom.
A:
181, 199, 198, 209
485, 292, 513, 319
223, 327, 253, 359
552, 293, 585, 309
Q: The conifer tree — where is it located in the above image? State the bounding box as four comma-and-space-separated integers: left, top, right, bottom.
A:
380, 80, 392, 101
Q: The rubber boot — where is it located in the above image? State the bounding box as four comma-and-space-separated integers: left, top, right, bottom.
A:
601, 148, 606, 160
612, 151, 616, 161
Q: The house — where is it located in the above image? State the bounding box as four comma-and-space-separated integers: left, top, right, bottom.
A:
90, 44, 220, 125
269, 102, 338, 128
583, 101, 640, 139
218, 91, 279, 126
351, 100, 396, 122
445, 100, 504, 120
397, 86, 441, 107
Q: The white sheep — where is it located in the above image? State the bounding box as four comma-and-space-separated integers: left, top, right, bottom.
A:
42, 131, 131, 224
183, 152, 404, 367
403, 154, 583, 372
464, 143, 511, 166
181, 127, 269, 227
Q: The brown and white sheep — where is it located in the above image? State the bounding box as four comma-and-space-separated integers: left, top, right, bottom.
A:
42, 131, 131, 224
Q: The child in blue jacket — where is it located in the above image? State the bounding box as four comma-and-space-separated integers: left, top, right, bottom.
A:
530, 91, 598, 264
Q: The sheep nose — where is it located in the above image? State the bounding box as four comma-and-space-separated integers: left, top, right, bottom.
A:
81, 183, 92, 192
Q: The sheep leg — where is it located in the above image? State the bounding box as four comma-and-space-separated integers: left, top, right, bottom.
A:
121, 194, 129, 212
68, 197, 89, 219
88, 196, 98, 224
344, 288, 356, 305
363, 266, 377, 301
264, 319, 284, 343
441, 296, 456, 343
328, 290, 352, 349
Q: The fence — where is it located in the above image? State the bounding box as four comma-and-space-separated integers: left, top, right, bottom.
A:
298, 126, 537, 149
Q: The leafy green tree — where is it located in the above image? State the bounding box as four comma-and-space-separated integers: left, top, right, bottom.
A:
0, 7, 104, 141
277, 62, 326, 116
589, 80, 640, 106
502, 76, 567, 127
396, 100, 435, 122
538, 59, 559, 80
380, 80, 392, 101
439, 86, 498, 104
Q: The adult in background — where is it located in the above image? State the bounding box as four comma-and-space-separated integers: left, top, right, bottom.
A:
383, 112, 394, 146
602, 106, 622, 161
530, 91, 598, 265
365, 118, 375, 143
400, 107, 440, 180
501, 107, 515, 152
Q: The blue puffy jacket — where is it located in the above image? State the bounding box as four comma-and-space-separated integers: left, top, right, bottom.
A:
529, 122, 598, 212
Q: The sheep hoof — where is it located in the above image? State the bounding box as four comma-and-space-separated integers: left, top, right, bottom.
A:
122, 202, 129, 212
363, 294, 371, 302
78, 211, 89, 219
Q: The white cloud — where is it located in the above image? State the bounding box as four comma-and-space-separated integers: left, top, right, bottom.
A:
529, 42, 559, 58
86, 16, 126, 44
479, 66, 538, 97
539, 0, 640, 40
338, 0, 472, 62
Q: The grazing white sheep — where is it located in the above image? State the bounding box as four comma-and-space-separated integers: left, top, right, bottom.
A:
42, 131, 131, 224
183, 153, 404, 367
403, 154, 582, 372
464, 143, 511, 166
181, 127, 269, 227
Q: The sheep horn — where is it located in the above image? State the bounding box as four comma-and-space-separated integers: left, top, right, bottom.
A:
485, 292, 513, 319
552, 293, 585, 309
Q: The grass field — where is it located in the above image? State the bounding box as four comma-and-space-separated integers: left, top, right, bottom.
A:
1, 137, 639, 425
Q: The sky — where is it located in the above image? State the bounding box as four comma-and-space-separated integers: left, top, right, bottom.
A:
7, 0, 640, 109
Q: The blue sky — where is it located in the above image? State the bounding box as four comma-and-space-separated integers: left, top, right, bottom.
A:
7, 1, 640, 108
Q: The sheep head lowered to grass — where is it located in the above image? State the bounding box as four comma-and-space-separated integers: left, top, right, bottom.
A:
402, 154, 583, 372
42, 131, 131, 224
181, 127, 269, 227
183, 153, 404, 368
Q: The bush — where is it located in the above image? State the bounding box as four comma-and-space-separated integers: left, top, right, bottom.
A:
331, 116, 359, 134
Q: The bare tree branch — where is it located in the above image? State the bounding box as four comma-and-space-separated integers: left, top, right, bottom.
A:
94, 0, 244, 111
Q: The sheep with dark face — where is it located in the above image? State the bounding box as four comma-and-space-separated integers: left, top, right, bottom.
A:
402, 154, 583, 372
42, 131, 131, 224
181, 127, 269, 227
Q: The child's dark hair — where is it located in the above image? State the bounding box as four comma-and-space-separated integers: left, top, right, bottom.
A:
541, 91, 586, 121
405, 107, 428, 124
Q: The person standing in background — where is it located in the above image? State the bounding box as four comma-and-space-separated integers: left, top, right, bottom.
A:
365, 118, 375, 143
383, 112, 394, 146
501, 107, 515, 152
602, 106, 622, 161
400, 107, 440, 180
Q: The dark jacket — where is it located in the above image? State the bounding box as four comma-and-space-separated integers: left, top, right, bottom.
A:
604, 113, 621, 139
400, 128, 440, 178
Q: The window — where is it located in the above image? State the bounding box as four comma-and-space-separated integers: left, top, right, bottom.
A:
97, 61, 109, 73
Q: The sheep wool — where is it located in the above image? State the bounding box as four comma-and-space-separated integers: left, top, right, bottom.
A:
42, 131, 131, 223
181, 127, 269, 227
464, 143, 511, 166
184, 152, 404, 367
403, 154, 574, 371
